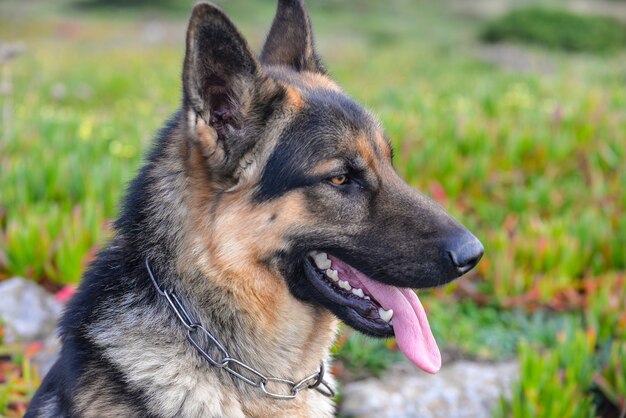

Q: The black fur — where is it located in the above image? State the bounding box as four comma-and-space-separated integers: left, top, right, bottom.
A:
261, 0, 325, 72
256, 91, 374, 201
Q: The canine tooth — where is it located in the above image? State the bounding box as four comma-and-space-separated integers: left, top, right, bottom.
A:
338, 280, 352, 291
326, 269, 339, 281
312, 252, 331, 269
352, 288, 364, 298
378, 308, 394, 323
364, 296, 371, 300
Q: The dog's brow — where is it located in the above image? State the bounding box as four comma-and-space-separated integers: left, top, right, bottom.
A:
354, 134, 379, 165
310, 159, 345, 176
374, 132, 393, 161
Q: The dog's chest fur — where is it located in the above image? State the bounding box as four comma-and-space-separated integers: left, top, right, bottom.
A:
45, 264, 338, 418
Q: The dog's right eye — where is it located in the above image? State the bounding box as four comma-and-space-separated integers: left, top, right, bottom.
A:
329, 175, 349, 186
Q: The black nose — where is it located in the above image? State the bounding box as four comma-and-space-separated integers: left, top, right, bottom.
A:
447, 234, 484, 275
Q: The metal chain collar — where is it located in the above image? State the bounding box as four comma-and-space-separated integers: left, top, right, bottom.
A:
145, 260, 335, 400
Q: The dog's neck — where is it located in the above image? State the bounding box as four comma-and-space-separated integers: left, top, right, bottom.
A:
146, 259, 337, 386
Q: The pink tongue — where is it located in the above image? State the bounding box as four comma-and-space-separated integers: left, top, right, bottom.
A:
331, 258, 441, 374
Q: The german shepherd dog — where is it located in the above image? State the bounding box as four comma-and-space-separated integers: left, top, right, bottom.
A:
26, 1, 483, 417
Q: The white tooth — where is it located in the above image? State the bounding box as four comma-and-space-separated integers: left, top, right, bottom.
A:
378, 308, 394, 323
338, 280, 352, 291
352, 288, 364, 298
326, 269, 339, 281
312, 252, 331, 269
364, 296, 371, 300
389, 319, 394, 326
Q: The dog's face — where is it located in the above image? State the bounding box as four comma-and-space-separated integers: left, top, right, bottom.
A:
182, 1, 483, 373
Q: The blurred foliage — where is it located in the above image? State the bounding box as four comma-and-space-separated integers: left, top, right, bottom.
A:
331, 328, 404, 380
0, 341, 41, 418
595, 342, 626, 414
482, 7, 626, 53
426, 299, 583, 360
70, 0, 185, 12
495, 329, 598, 418
0, 0, 625, 416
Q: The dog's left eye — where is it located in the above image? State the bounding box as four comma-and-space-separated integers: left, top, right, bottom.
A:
328, 175, 350, 186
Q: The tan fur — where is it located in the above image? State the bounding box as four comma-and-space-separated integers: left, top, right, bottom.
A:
134, 121, 338, 417
297, 72, 341, 92
285, 85, 305, 110
266, 66, 341, 93
375, 132, 393, 161
355, 133, 380, 175
309, 159, 345, 177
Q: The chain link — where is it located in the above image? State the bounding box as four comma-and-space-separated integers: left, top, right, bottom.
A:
145, 259, 335, 400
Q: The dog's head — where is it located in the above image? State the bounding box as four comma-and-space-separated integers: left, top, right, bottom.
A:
180, 1, 483, 373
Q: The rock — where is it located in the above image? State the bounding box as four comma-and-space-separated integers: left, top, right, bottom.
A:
341, 360, 518, 418
0, 277, 63, 343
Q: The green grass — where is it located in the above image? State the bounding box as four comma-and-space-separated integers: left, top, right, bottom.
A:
427, 299, 584, 360
1, 0, 625, 416
482, 7, 626, 53
332, 329, 405, 380
495, 329, 598, 418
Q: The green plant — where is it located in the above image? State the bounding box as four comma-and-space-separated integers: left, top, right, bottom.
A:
427, 299, 583, 360
0, 345, 41, 417
595, 342, 626, 415
332, 329, 404, 379
481, 7, 626, 53
495, 330, 598, 418
584, 274, 626, 343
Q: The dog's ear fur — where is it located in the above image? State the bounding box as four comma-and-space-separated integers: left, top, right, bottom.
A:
260, 0, 324, 73
182, 3, 281, 177
183, 2, 259, 129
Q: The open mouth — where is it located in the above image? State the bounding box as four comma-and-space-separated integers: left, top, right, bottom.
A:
304, 251, 441, 374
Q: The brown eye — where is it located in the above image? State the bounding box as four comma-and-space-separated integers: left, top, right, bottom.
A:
329, 175, 349, 186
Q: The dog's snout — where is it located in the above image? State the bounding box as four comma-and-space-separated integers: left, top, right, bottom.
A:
446, 234, 484, 275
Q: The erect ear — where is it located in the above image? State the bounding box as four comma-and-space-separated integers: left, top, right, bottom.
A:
183, 3, 275, 151
260, 0, 324, 73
